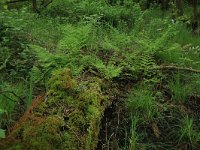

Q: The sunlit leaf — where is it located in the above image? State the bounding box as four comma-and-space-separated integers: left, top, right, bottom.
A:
0, 129, 5, 138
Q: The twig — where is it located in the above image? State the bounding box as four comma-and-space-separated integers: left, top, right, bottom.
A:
107, 132, 114, 150
114, 109, 120, 138
152, 65, 200, 74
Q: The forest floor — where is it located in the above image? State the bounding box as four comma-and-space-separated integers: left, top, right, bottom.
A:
1, 1, 200, 150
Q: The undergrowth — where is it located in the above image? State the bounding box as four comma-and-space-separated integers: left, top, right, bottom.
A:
0, 0, 200, 149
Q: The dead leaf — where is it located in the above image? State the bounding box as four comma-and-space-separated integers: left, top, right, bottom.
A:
152, 122, 161, 138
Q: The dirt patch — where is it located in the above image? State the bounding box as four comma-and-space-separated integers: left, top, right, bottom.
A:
97, 78, 135, 150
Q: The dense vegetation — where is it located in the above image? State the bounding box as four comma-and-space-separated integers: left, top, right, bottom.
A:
0, 0, 200, 149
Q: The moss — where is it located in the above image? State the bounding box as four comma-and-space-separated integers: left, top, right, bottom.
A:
48, 68, 77, 91
1, 68, 111, 150
77, 77, 110, 150
21, 116, 62, 150
2, 115, 63, 150
68, 110, 86, 128
62, 132, 78, 150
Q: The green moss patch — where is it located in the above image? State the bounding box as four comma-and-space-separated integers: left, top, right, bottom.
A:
1, 68, 110, 150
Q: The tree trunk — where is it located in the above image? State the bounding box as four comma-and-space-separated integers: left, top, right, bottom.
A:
191, 0, 199, 34
141, 0, 151, 10
192, 0, 198, 17
32, 0, 37, 12
175, 0, 183, 16
161, 0, 169, 11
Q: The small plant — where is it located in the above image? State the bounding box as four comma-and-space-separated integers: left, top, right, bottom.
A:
0, 128, 5, 138
175, 25, 200, 46
126, 86, 158, 122
168, 73, 192, 103
155, 43, 183, 64
178, 116, 200, 148
191, 74, 200, 95
129, 116, 139, 150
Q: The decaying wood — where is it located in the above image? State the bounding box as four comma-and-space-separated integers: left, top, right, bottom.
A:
152, 65, 200, 74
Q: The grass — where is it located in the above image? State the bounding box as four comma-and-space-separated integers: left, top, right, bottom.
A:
126, 86, 158, 122
168, 73, 192, 104
0, 78, 34, 128
129, 116, 139, 150
178, 115, 200, 148
175, 24, 200, 46
191, 74, 200, 95
0, 82, 23, 115
155, 43, 183, 64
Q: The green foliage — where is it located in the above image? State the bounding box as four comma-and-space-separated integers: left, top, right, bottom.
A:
1, 1, 200, 149
0, 25, 36, 80
155, 43, 183, 64
0, 82, 25, 123
129, 116, 139, 150
175, 24, 200, 46
0, 129, 5, 139
168, 73, 192, 103
127, 86, 158, 122
0, 9, 33, 31
0, 8, 61, 51
45, 0, 136, 27
182, 45, 200, 70
1, 68, 110, 150
178, 116, 200, 148
0, 22, 38, 129
58, 24, 92, 51
47, 68, 76, 92
100, 27, 133, 50
191, 74, 200, 95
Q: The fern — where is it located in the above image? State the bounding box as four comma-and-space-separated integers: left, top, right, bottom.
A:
58, 24, 92, 51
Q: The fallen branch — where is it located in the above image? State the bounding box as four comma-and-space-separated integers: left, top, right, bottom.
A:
5, 0, 29, 4
190, 94, 200, 99
152, 65, 200, 74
